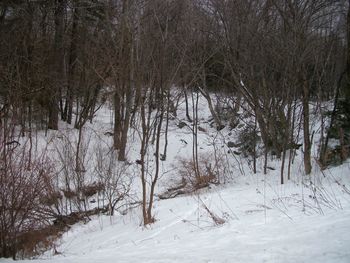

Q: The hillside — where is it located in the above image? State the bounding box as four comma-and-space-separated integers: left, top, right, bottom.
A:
2, 94, 350, 263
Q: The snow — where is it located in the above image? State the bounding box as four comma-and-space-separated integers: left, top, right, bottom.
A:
4, 171, 350, 263
2, 94, 350, 263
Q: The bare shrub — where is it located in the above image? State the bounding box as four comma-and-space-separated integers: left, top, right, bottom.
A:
62, 189, 77, 199
54, 130, 92, 213
15, 225, 63, 259
159, 151, 230, 200
95, 145, 132, 215
82, 182, 105, 198
40, 191, 63, 207
0, 138, 55, 259
177, 154, 221, 191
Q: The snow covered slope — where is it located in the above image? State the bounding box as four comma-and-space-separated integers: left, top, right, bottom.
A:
4, 166, 350, 263
2, 95, 350, 263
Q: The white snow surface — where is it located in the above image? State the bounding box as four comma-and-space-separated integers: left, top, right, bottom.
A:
2, 94, 350, 263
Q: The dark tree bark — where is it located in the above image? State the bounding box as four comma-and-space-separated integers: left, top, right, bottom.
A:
302, 77, 312, 175
112, 0, 133, 161
346, 0, 350, 105
64, 0, 79, 124
48, 0, 66, 130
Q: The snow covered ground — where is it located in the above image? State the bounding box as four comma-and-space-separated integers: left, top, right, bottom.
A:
2, 95, 350, 263
4, 166, 350, 263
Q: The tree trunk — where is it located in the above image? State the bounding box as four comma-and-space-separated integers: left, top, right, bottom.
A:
302, 78, 312, 175
48, 0, 65, 130
64, 1, 78, 124
347, 0, 350, 102
184, 87, 192, 122
113, 0, 132, 161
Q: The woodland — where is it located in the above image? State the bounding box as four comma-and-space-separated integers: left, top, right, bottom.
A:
0, 0, 350, 260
